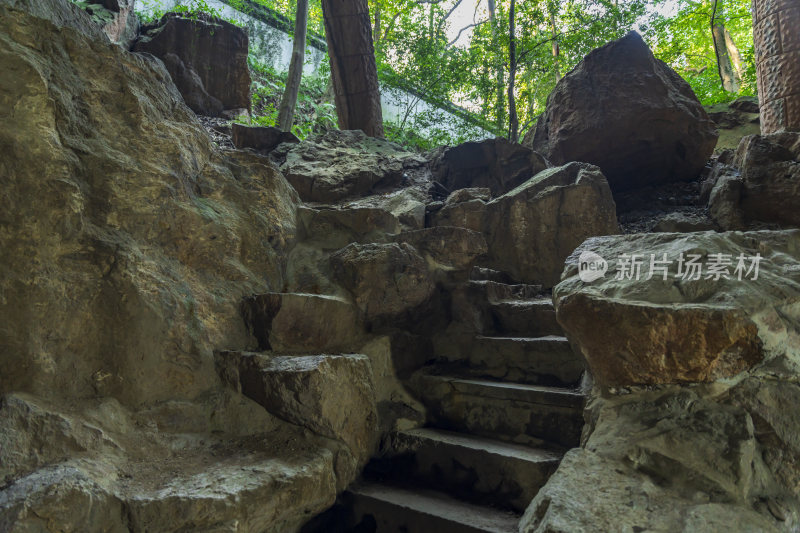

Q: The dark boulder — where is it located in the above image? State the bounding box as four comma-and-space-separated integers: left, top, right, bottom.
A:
134, 12, 250, 116
525, 32, 718, 192
431, 138, 548, 197
232, 124, 300, 152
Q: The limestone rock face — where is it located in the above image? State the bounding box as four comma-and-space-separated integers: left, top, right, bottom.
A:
521, 427, 787, 533
134, 12, 251, 115
280, 130, 427, 203
434, 163, 618, 287
330, 242, 436, 320
431, 138, 548, 196
216, 351, 378, 464
555, 231, 800, 387
393, 226, 488, 272
0, 392, 347, 532
0, 3, 367, 530
526, 31, 718, 191
0, 0, 298, 408
98, 0, 139, 47
242, 293, 364, 353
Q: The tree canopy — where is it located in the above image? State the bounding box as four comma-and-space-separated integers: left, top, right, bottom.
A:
161, 0, 755, 146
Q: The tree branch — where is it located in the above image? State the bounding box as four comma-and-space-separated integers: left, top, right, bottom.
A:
447, 19, 490, 46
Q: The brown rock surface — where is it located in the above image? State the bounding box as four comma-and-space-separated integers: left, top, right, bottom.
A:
134, 12, 251, 115
216, 351, 378, 464
280, 130, 426, 202
0, 2, 368, 530
434, 162, 619, 287
526, 31, 718, 191
242, 292, 364, 353
554, 231, 800, 387
330, 242, 435, 320
431, 138, 549, 196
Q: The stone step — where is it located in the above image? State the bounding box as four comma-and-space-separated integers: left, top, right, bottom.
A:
346, 482, 519, 533
464, 336, 583, 386
468, 279, 544, 302
377, 427, 561, 512
488, 298, 563, 336
241, 292, 362, 353
415, 374, 585, 448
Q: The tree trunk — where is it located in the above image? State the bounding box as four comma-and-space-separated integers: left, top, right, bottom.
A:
507, 0, 518, 142
277, 0, 309, 132
752, 0, 800, 132
548, 4, 560, 82
488, 0, 505, 133
373, 3, 381, 49
723, 26, 744, 82
321, 0, 384, 137
711, 1, 739, 93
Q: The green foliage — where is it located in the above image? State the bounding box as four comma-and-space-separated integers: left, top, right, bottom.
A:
136, 0, 242, 26
243, 58, 338, 139
137, 0, 758, 145
641, 0, 756, 105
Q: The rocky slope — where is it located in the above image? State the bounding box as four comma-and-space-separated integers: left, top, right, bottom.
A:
0, 1, 370, 530
519, 230, 800, 532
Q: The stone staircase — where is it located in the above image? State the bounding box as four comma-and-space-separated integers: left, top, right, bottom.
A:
337, 275, 587, 532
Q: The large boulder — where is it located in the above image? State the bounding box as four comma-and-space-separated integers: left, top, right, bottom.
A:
526, 32, 718, 191
216, 351, 378, 464
241, 292, 364, 353
134, 12, 250, 116
279, 130, 427, 203
0, 392, 350, 532
554, 231, 800, 388
330, 242, 435, 321
433, 163, 619, 287
431, 138, 549, 196
521, 389, 792, 532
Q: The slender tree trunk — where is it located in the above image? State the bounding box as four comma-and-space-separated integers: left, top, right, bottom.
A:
548, 3, 560, 82
752, 0, 800, 132
373, 4, 381, 44
277, 0, 309, 132
321, 0, 384, 137
488, 0, 505, 133
711, 0, 739, 93
507, 0, 518, 142
723, 27, 744, 82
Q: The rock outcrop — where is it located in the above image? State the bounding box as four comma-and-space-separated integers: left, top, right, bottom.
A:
279, 130, 427, 203
526, 31, 718, 191
216, 351, 378, 465
134, 12, 251, 116
554, 231, 800, 387
232, 123, 300, 152
708, 132, 800, 230
524, 229, 800, 532
330, 242, 436, 321
0, 1, 373, 530
434, 162, 619, 287
431, 138, 549, 196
